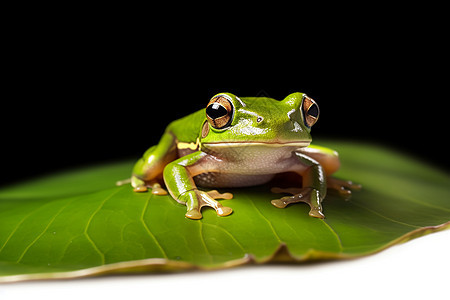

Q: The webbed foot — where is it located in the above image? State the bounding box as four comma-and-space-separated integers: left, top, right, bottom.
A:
327, 177, 361, 200
133, 184, 168, 195
181, 189, 233, 220
131, 177, 168, 195
271, 187, 324, 219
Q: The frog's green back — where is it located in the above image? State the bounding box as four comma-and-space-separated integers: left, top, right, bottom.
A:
166, 108, 206, 143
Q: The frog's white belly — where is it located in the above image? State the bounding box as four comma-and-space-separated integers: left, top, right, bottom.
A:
192, 144, 304, 188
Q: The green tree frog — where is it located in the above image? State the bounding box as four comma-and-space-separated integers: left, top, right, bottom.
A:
130, 92, 360, 220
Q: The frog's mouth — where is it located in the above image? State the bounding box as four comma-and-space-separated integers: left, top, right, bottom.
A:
203, 141, 311, 148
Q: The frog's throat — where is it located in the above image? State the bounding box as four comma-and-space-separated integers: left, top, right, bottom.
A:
202, 141, 311, 148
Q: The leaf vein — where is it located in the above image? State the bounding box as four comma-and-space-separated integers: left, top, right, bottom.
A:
352, 202, 420, 229
203, 223, 246, 254
83, 188, 122, 265
321, 220, 343, 252
248, 199, 282, 243
0, 209, 38, 254
16, 199, 74, 263
141, 196, 168, 259
199, 221, 213, 264
402, 194, 450, 213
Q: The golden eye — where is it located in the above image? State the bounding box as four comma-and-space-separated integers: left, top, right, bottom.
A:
302, 95, 320, 128
206, 95, 234, 129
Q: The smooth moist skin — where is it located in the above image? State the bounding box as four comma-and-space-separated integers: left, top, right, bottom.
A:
129, 92, 360, 219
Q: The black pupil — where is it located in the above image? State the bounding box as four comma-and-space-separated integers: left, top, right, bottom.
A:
206, 103, 228, 119
308, 104, 319, 118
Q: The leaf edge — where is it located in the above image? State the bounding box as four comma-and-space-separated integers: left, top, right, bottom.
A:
1, 221, 448, 283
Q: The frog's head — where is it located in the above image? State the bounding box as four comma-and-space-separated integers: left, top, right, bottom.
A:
200, 92, 319, 149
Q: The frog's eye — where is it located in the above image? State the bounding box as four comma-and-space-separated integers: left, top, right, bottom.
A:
206, 95, 234, 129
302, 95, 320, 128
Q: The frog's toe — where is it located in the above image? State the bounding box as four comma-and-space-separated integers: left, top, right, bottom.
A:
202, 190, 233, 216
133, 186, 148, 193
270, 187, 312, 208
185, 209, 203, 220
150, 183, 168, 195
328, 177, 361, 191
270, 187, 303, 207
206, 190, 233, 200
216, 206, 233, 217
201, 195, 233, 217
309, 207, 325, 219
271, 198, 289, 208
327, 177, 361, 200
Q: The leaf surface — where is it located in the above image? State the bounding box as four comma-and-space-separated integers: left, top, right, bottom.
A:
0, 142, 449, 282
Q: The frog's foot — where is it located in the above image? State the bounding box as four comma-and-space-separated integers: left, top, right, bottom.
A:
132, 177, 168, 195
182, 189, 233, 220
327, 177, 361, 200
270, 187, 324, 219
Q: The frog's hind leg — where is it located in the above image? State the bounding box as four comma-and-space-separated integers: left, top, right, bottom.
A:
131, 132, 177, 194
298, 145, 362, 200
327, 177, 361, 200
270, 152, 328, 219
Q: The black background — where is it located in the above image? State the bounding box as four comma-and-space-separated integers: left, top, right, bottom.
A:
2, 81, 447, 187
2, 27, 448, 187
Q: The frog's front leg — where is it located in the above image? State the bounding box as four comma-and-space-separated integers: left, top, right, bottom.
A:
163, 151, 233, 220
271, 152, 327, 219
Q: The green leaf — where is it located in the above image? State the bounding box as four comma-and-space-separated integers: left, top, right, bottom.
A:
0, 141, 449, 282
